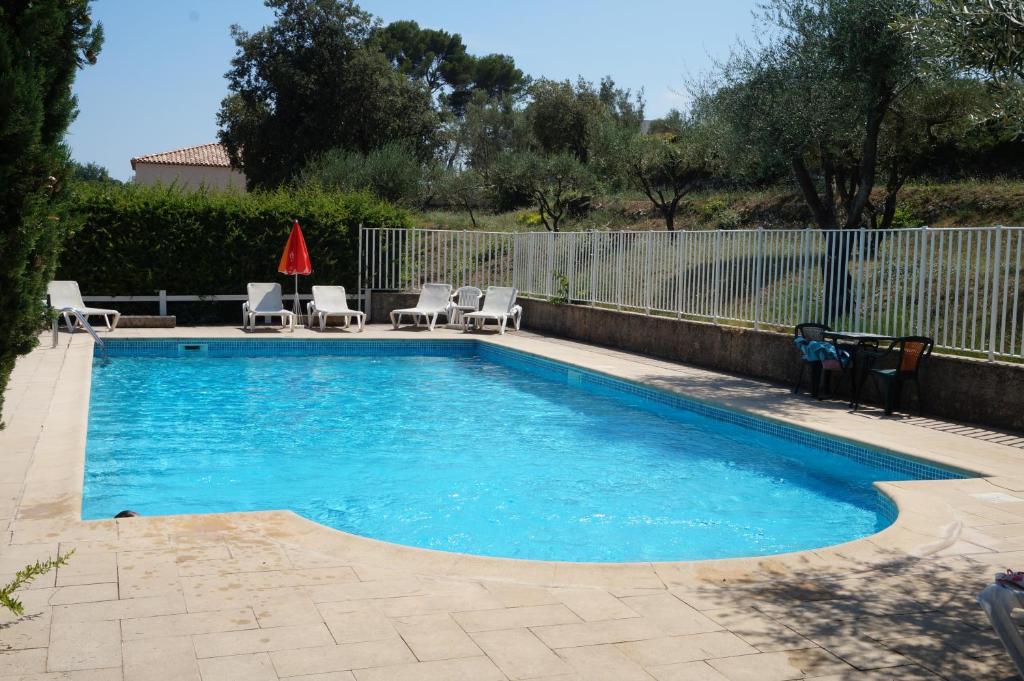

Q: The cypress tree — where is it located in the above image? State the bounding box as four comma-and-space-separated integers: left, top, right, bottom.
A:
0, 1, 102, 423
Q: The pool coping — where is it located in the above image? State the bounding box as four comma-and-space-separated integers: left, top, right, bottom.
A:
9, 325, 1024, 590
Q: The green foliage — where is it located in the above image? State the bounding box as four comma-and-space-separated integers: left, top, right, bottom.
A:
375, 20, 474, 95
608, 113, 715, 230
525, 77, 644, 163
217, 0, 438, 189
515, 211, 544, 227
0, 0, 102, 425
550, 272, 570, 305
910, 1, 1024, 132
708, 0, 962, 233
436, 168, 487, 228
458, 92, 532, 174
58, 183, 408, 306
913, 1, 1023, 85
1, 551, 73, 616
374, 21, 527, 117
299, 141, 425, 205
72, 161, 119, 184
491, 152, 597, 232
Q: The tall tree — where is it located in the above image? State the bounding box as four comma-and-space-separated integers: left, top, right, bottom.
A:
375, 20, 474, 96
526, 77, 643, 163
457, 91, 532, 174
374, 21, 527, 115
217, 0, 438, 189
708, 0, 959, 317
0, 0, 102, 424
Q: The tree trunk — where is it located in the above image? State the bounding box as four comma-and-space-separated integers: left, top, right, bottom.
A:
822, 230, 855, 324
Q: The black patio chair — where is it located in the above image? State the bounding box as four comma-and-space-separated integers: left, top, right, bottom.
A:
857, 336, 934, 415
793, 322, 830, 398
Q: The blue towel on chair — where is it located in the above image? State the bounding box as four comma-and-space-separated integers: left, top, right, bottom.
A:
794, 337, 850, 368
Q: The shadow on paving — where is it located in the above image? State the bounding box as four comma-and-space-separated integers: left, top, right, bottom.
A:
673, 532, 1021, 679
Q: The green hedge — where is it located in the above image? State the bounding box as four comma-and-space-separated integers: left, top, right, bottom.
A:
59, 183, 408, 305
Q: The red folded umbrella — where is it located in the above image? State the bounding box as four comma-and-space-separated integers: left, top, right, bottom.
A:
279, 220, 312, 319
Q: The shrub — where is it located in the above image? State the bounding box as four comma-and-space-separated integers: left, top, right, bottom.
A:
58, 183, 408, 309
299, 141, 425, 205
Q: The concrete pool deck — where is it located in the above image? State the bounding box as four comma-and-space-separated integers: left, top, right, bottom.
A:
2, 325, 1024, 680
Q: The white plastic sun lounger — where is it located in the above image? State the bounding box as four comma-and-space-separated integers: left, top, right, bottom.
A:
307, 285, 364, 331
390, 283, 452, 331
978, 581, 1024, 676
47, 281, 120, 332
462, 286, 519, 335
242, 282, 295, 332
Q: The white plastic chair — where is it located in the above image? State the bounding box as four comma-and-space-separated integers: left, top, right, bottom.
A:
390, 283, 453, 331
307, 285, 364, 331
462, 286, 518, 335
242, 283, 295, 332
47, 281, 120, 332
447, 286, 483, 328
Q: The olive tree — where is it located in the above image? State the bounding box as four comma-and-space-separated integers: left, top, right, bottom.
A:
491, 152, 596, 232
908, 1, 1024, 131
437, 168, 488, 228
707, 0, 964, 317
613, 114, 714, 230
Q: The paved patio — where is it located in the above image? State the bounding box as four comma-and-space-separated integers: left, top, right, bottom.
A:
2, 324, 1024, 680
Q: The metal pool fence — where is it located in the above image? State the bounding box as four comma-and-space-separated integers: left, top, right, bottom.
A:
358, 225, 1024, 362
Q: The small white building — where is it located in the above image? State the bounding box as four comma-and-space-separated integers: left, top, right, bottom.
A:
131, 143, 246, 191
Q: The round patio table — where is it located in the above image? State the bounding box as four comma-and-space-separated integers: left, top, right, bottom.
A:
821, 331, 896, 407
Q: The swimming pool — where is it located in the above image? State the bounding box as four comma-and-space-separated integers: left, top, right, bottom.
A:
83, 339, 964, 562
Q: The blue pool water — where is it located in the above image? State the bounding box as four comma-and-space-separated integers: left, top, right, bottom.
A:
83, 340, 962, 562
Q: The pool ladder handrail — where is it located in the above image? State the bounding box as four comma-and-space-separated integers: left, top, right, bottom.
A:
52, 307, 107, 357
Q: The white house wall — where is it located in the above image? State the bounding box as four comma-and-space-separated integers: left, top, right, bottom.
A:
133, 163, 247, 192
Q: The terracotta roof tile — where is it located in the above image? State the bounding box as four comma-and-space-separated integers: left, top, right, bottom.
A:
131, 143, 233, 170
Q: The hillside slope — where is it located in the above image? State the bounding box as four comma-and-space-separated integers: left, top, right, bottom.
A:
416, 179, 1024, 232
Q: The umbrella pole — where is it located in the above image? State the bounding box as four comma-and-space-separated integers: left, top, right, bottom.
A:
294, 273, 301, 326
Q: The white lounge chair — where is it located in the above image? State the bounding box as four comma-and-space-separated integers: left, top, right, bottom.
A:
307, 285, 364, 332
390, 283, 452, 331
47, 281, 120, 332
462, 286, 519, 335
242, 283, 295, 332
979, 581, 1024, 676
447, 286, 483, 328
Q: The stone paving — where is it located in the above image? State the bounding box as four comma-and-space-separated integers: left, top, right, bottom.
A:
1, 325, 1024, 680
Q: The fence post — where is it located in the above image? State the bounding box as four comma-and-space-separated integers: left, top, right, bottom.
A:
713, 230, 722, 324
676, 230, 684, 319
589, 230, 597, 305
512, 236, 520, 292
158, 290, 167, 316
546, 232, 555, 298
799, 229, 809, 322
990, 225, 1003, 361
644, 231, 652, 315
615, 232, 624, 311
855, 225, 866, 331
754, 227, 764, 330
916, 226, 928, 335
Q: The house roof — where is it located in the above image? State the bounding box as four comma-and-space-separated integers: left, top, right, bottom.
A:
131, 143, 233, 170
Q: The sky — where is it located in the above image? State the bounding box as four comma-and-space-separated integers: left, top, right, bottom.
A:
68, 0, 760, 181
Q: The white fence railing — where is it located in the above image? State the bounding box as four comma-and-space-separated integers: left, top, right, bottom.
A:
359, 226, 1024, 361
